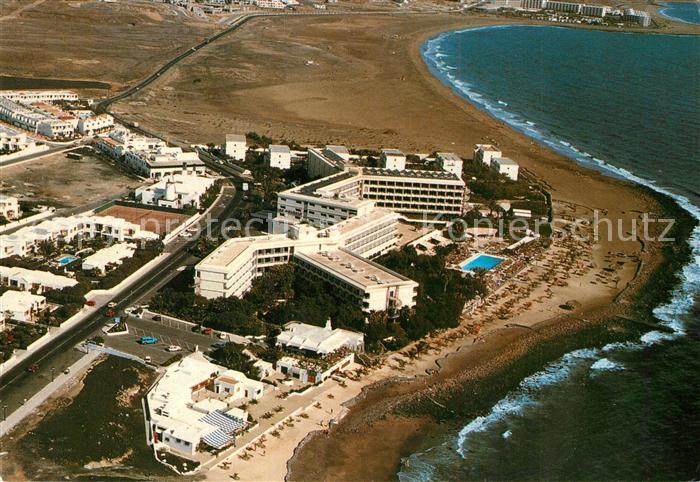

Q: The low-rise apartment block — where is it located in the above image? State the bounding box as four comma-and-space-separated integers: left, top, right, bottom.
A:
82, 243, 137, 276
436, 152, 464, 177
0, 266, 78, 294
491, 157, 520, 181
0, 215, 158, 259
474, 144, 502, 165
98, 128, 206, 178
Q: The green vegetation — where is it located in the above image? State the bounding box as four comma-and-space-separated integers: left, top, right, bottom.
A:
152, 246, 486, 353
210, 342, 259, 379
0, 323, 47, 361
13, 357, 169, 479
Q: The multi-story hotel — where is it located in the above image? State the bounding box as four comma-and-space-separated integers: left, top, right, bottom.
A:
194, 208, 417, 312
277, 166, 467, 226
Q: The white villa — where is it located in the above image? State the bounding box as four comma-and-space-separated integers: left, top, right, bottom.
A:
277, 320, 364, 355
0, 290, 47, 323
135, 173, 216, 210
82, 243, 137, 275
146, 351, 264, 457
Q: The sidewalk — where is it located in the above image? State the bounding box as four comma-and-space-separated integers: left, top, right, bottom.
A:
0, 350, 102, 438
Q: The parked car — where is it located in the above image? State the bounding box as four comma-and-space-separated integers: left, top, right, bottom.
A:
27, 364, 39, 373
107, 301, 117, 308
202, 328, 213, 335
218, 333, 228, 340
166, 345, 182, 352
144, 356, 152, 363
63, 368, 70, 375
85, 300, 96, 307
105, 309, 116, 317
138, 336, 158, 345
152, 315, 162, 322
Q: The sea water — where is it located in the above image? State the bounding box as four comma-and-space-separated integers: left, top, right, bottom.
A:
398, 26, 700, 480
659, 2, 700, 25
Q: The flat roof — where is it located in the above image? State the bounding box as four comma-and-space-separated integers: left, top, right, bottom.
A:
295, 248, 414, 290
381, 148, 405, 156
437, 152, 462, 162
269, 144, 290, 153
295, 171, 358, 197
493, 157, 518, 166
362, 167, 462, 182
199, 237, 256, 269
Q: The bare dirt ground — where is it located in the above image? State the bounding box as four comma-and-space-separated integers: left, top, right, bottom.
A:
0, 0, 216, 91
0, 150, 140, 208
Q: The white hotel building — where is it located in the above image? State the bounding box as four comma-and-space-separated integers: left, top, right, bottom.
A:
277, 167, 467, 226
195, 208, 418, 312
0, 215, 158, 259
135, 173, 216, 210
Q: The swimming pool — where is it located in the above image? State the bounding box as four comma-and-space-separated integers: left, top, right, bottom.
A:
460, 254, 504, 271
56, 255, 79, 266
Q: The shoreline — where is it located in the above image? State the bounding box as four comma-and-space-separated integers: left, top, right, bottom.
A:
284, 17, 698, 482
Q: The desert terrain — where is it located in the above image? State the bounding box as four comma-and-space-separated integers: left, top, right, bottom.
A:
0, 0, 216, 91
0, 149, 140, 208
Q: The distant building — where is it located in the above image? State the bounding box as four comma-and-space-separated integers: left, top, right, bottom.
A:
223, 134, 246, 161
546, 0, 582, 13
0, 195, 20, 221
267, 144, 291, 169
0, 127, 33, 153
436, 152, 464, 177
491, 157, 520, 181
135, 173, 216, 210
474, 144, 502, 166
82, 243, 137, 276
0, 290, 47, 323
623, 8, 651, 26
0, 266, 78, 294
380, 149, 406, 171
97, 128, 206, 179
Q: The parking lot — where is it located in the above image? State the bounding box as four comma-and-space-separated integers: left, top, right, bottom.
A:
103, 315, 226, 365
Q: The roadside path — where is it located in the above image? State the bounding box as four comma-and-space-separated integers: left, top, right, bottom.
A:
0, 350, 101, 438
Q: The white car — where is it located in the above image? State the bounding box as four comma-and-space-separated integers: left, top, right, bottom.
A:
166, 345, 182, 352
107, 301, 117, 308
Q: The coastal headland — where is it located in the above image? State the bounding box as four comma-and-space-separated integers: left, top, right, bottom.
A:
0, 3, 696, 480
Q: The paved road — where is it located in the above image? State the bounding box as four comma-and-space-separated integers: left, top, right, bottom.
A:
0, 184, 243, 404
105, 316, 224, 365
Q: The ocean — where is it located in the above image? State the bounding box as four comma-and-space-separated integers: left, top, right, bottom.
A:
399, 26, 700, 480
659, 2, 700, 25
